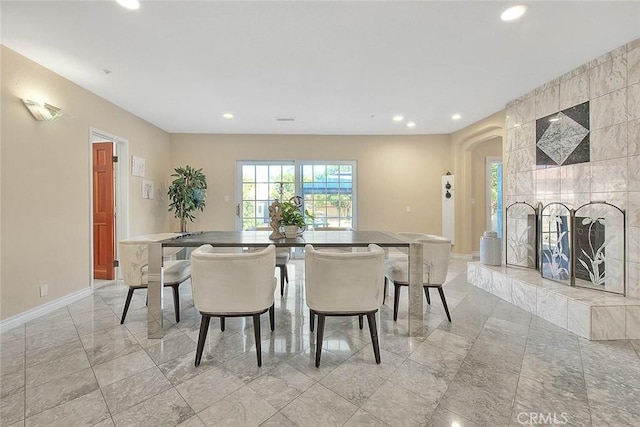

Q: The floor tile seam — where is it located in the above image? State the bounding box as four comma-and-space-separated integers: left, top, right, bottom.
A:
342, 406, 389, 426
22, 366, 103, 421
80, 324, 117, 424
182, 380, 247, 418
101, 366, 175, 417
319, 362, 388, 409
576, 338, 596, 427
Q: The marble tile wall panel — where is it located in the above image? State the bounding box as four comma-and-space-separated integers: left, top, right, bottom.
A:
590, 44, 627, 68
629, 46, 640, 86
628, 192, 640, 227
560, 163, 591, 195
507, 97, 535, 129
628, 261, 640, 299
591, 306, 626, 340
491, 272, 512, 303
629, 38, 640, 52
590, 157, 627, 193
515, 170, 535, 196
475, 266, 493, 293
504, 171, 516, 197
535, 167, 561, 198
514, 122, 535, 151
604, 258, 624, 295
560, 72, 589, 111
588, 193, 626, 225
511, 146, 536, 174
536, 288, 568, 329
626, 306, 640, 339
627, 226, 640, 263
535, 85, 560, 119
627, 156, 640, 191
567, 300, 591, 339
628, 119, 640, 156
590, 54, 627, 99
630, 83, 640, 121
590, 123, 627, 161
591, 88, 628, 130
511, 279, 537, 314
466, 263, 477, 284
559, 193, 589, 213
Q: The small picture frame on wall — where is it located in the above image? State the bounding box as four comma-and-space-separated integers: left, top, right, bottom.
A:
142, 180, 154, 199
132, 155, 146, 177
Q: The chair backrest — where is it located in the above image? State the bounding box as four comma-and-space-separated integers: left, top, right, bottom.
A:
304, 244, 385, 313
190, 244, 276, 314
416, 236, 451, 285
118, 233, 183, 286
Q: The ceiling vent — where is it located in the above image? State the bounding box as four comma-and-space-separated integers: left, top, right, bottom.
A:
275, 117, 295, 122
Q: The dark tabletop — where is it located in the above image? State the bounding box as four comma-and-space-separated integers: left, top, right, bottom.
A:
160, 230, 410, 248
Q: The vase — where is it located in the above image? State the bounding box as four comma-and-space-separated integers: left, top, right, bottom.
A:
283, 225, 298, 238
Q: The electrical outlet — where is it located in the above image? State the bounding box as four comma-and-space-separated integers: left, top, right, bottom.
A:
40, 284, 48, 297
406, 206, 411, 213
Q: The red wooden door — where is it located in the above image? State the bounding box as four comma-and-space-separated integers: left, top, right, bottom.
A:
93, 142, 115, 280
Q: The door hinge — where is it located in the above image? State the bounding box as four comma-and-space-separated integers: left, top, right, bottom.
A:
236, 204, 241, 217
112, 155, 118, 163
113, 260, 119, 267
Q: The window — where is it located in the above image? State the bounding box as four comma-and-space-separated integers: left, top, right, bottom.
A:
236, 161, 357, 231
486, 157, 503, 238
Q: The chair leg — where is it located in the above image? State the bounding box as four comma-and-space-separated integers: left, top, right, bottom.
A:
120, 288, 135, 324
278, 265, 285, 297
269, 304, 275, 331
358, 315, 364, 330
172, 284, 181, 323
315, 314, 326, 367
424, 286, 431, 305
195, 314, 210, 367
220, 317, 225, 332
310, 309, 315, 332
367, 312, 381, 364
284, 264, 289, 283
383, 277, 388, 304
393, 284, 401, 322
438, 287, 452, 322
253, 314, 262, 367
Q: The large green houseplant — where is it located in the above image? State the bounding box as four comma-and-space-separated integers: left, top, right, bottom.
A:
168, 165, 207, 232
280, 201, 313, 238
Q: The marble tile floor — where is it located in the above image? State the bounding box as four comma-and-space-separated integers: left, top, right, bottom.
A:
2, 259, 640, 426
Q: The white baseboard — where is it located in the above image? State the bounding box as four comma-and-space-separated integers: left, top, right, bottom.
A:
451, 253, 474, 261
0, 287, 92, 333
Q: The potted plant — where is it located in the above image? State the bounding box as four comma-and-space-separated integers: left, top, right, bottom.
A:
168, 165, 207, 232
280, 201, 313, 238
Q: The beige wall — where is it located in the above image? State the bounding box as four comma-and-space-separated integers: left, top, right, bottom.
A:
450, 111, 507, 255
1, 47, 172, 320
169, 134, 452, 234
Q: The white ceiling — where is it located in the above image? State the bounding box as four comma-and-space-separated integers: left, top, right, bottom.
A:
2, 1, 639, 135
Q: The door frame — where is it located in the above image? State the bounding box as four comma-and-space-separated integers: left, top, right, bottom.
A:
89, 128, 129, 290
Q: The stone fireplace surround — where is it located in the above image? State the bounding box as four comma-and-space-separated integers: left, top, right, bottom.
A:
467, 261, 640, 340
468, 37, 640, 340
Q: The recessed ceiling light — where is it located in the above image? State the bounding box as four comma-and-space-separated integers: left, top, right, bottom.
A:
549, 117, 561, 122
501, 5, 527, 22
407, 122, 416, 128
223, 113, 234, 119
393, 115, 404, 122
116, 0, 140, 10
451, 114, 461, 120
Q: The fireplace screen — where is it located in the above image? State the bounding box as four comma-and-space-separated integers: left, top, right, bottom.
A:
504, 200, 626, 295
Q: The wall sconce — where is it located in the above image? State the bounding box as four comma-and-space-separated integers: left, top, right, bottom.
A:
22, 98, 63, 123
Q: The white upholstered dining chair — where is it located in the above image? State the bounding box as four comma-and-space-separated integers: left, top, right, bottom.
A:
190, 244, 276, 367
384, 235, 452, 322
304, 244, 385, 367
254, 227, 291, 296
118, 233, 191, 324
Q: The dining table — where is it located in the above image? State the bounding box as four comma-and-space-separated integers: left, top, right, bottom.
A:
146, 230, 425, 338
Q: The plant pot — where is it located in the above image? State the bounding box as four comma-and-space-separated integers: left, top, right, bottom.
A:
283, 225, 299, 238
